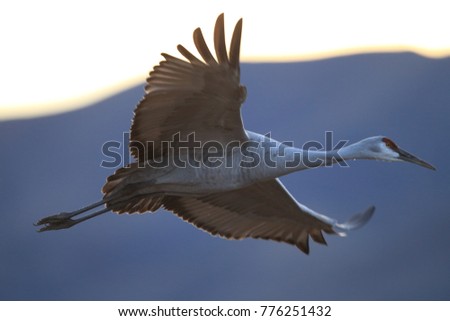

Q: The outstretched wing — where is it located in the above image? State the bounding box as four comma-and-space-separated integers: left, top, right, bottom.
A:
163, 178, 375, 254
130, 14, 248, 162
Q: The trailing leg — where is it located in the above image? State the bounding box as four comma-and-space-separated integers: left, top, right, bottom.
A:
35, 200, 108, 232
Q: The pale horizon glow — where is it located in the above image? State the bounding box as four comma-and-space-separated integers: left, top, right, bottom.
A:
1, 0, 449, 120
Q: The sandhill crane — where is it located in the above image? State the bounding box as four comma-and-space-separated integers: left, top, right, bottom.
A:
36, 14, 435, 254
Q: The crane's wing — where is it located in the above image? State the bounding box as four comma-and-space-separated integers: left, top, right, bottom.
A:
163, 178, 375, 254
130, 14, 248, 162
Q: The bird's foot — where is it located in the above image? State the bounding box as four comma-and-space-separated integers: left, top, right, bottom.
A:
34, 212, 78, 232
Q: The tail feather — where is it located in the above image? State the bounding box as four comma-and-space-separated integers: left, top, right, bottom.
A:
102, 163, 140, 194
113, 194, 165, 214
102, 164, 166, 214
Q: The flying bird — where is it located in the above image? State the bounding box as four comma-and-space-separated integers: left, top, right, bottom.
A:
36, 14, 435, 254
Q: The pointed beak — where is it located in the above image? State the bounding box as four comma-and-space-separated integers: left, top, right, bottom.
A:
396, 147, 436, 170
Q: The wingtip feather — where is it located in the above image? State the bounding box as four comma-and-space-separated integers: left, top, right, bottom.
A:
193, 26, 217, 65
334, 206, 375, 233
229, 17, 243, 72
214, 13, 228, 65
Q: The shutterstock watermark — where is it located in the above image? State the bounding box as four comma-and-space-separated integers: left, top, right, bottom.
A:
100, 131, 349, 169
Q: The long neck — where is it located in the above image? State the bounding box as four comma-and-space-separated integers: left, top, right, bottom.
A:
270, 141, 369, 177
242, 131, 373, 182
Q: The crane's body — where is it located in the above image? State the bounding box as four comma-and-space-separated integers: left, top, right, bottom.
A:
105, 130, 328, 196
36, 14, 434, 253
104, 130, 424, 198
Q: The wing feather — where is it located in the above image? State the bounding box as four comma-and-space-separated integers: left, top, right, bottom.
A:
130, 14, 247, 162
177, 45, 205, 66
162, 179, 374, 253
229, 18, 243, 72
214, 14, 229, 65
193, 28, 218, 65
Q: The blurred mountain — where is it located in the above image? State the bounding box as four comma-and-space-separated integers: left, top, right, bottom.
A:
1, 52, 449, 300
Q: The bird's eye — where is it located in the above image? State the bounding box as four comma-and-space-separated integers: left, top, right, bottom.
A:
382, 137, 398, 149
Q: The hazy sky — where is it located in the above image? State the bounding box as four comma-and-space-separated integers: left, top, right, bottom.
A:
1, 0, 449, 120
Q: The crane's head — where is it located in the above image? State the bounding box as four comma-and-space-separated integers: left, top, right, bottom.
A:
355, 136, 435, 170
